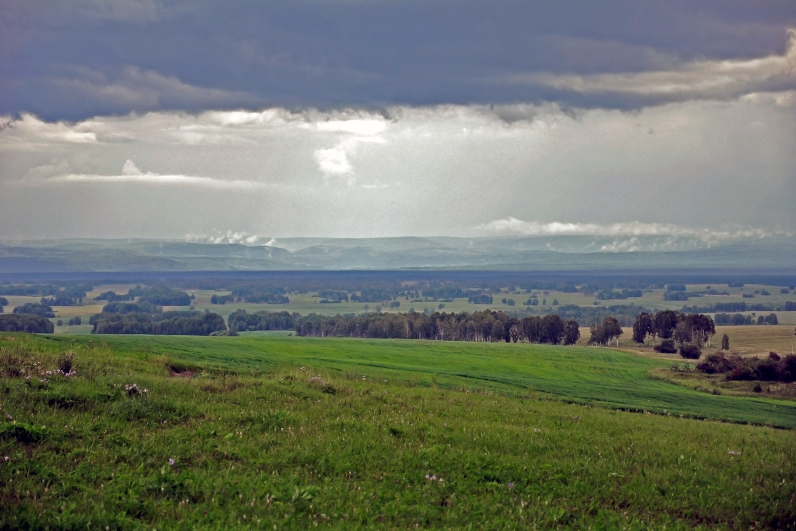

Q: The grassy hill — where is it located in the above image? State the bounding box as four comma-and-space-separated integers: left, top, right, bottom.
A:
42, 334, 796, 429
1, 333, 794, 529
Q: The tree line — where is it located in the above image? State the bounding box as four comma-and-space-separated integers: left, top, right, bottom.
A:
714, 313, 779, 326
225, 309, 581, 345
0, 314, 54, 333
92, 311, 226, 335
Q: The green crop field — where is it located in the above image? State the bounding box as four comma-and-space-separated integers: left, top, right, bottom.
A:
35, 334, 796, 428
1, 333, 795, 529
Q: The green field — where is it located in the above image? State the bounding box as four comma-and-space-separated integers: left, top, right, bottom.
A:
1, 333, 795, 529
38, 334, 796, 429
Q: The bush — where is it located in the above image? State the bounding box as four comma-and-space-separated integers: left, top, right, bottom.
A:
654, 339, 677, 354
696, 352, 731, 374
68, 316, 82, 326
679, 343, 702, 359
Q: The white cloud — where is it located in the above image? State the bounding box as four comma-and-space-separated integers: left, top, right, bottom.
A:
312, 118, 388, 182
477, 218, 791, 247
46, 159, 269, 190
186, 230, 267, 245
316, 119, 387, 135
313, 147, 353, 176
0, 114, 98, 146
507, 28, 796, 100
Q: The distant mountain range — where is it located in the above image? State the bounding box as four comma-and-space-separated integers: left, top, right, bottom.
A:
0, 235, 794, 272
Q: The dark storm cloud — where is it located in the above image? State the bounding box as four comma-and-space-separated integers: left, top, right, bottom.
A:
2, 0, 795, 119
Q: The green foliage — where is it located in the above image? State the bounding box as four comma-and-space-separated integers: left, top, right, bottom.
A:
228, 309, 296, 332
679, 343, 702, 359
696, 351, 796, 383
136, 286, 191, 306
12, 302, 55, 318
92, 311, 226, 335
655, 339, 678, 354
0, 313, 55, 333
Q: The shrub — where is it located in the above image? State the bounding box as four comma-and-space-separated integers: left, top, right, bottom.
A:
680, 343, 702, 359
654, 339, 677, 354
57, 351, 75, 373
696, 352, 731, 374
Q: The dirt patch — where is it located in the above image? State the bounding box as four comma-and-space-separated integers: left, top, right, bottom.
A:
170, 370, 195, 378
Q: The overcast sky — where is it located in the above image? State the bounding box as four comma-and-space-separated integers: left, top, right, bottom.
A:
1, 0, 794, 241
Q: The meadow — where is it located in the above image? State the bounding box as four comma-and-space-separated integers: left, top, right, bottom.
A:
1, 333, 794, 529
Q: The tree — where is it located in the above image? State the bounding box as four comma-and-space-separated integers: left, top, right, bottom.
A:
764, 313, 778, 325
540, 315, 565, 344
12, 303, 55, 318
673, 321, 692, 346
721, 334, 730, 351
602, 316, 623, 346
563, 320, 580, 345
588, 324, 605, 346
632, 312, 653, 345
490, 320, 505, 342
508, 323, 520, 343
520, 316, 541, 343
654, 310, 677, 340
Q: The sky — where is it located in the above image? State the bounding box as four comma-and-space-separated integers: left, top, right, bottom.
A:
1, 0, 795, 242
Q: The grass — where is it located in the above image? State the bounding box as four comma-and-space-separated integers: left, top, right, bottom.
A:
31, 333, 796, 429
1, 333, 795, 529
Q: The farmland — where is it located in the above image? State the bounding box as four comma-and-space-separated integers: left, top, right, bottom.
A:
4, 278, 796, 338
1, 333, 794, 529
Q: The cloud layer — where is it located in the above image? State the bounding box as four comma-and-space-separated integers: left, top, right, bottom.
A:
45, 159, 268, 190
0, 92, 794, 240
509, 29, 796, 102
2, 2, 795, 118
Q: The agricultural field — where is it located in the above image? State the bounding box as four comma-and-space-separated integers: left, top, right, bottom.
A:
3, 280, 796, 335
1, 333, 794, 529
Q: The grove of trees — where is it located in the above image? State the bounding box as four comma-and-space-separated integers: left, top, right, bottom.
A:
92, 311, 226, 335
13, 303, 55, 318
0, 314, 54, 333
